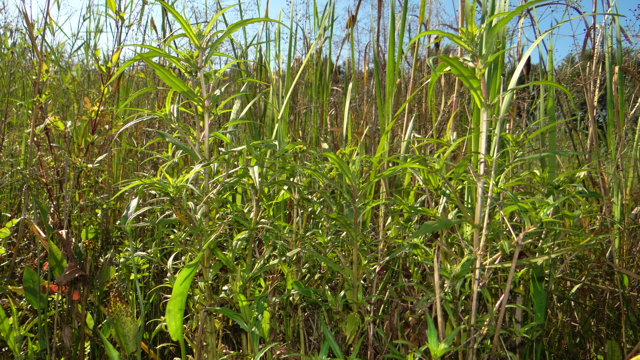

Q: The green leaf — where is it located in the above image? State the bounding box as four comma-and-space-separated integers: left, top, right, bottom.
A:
437, 56, 484, 108
255, 342, 279, 360
410, 219, 464, 238
157, 0, 199, 46
212, 247, 236, 272
107, 296, 138, 355
291, 281, 315, 298
441, 326, 462, 351
606, 339, 622, 360
306, 248, 350, 278
100, 264, 116, 291
207, 18, 282, 64
486, 0, 548, 41
424, 316, 441, 357
212, 307, 248, 331
260, 310, 271, 341
204, 4, 238, 34
324, 152, 355, 186
235, 293, 252, 326
248, 165, 261, 189
531, 264, 547, 325
344, 313, 361, 345
47, 239, 67, 278
408, 29, 474, 54
121, 197, 139, 225
23, 267, 47, 310
0, 219, 16, 239
85, 309, 94, 330
136, 53, 199, 103
166, 254, 202, 341
100, 263, 116, 282
98, 328, 122, 360
512, 80, 572, 101
106, 0, 117, 14
155, 130, 200, 162
0, 304, 17, 354
322, 320, 343, 358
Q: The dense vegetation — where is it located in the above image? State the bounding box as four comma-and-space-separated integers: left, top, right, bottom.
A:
1, 0, 639, 359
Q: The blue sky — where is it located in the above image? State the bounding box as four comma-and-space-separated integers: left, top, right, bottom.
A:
21, 0, 639, 63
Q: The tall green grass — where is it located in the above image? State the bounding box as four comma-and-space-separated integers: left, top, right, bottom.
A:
0, 0, 638, 359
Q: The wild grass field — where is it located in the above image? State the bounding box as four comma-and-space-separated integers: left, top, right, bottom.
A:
0, 0, 640, 359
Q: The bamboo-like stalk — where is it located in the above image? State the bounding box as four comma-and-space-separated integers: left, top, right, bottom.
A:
433, 246, 445, 342
489, 234, 525, 360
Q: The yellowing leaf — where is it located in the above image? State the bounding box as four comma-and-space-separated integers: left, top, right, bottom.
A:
106, 0, 117, 14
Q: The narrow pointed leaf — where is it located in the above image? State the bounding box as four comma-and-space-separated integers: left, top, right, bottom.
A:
157, 0, 199, 46
411, 219, 465, 238
155, 130, 200, 161
166, 253, 202, 341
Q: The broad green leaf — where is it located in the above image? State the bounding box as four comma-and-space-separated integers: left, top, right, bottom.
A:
110, 48, 122, 66
235, 293, 252, 327
81, 226, 96, 241
100, 264, 116, 291
344, 313, 361, 345
47, 239, 67, 278
0, 304, 17, 354
85, 310, 94, 330
23, 267, 47, 310
107, 296, 138, 355
0, 219, 17, 240
0, 303, 11, 339
606, 339, 622, 360
166, 253, 202, 341
106, 0, 117, 14
260, 310, 271, 341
